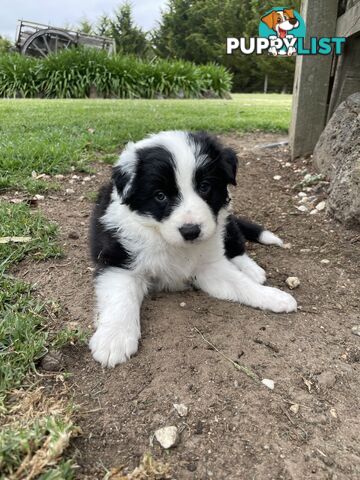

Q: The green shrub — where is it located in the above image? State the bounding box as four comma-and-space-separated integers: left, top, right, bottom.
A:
0, 49, 232, 99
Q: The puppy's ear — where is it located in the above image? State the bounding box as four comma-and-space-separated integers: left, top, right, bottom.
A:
221, 147, 238, 186
261, 11, 276, 30
112, 165, 131, 200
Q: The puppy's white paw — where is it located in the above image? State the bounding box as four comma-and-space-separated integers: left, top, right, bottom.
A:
244, 263, 266, 284
260, 287, 297, 313
259, 230, 283, 247
231, 254, 266, 284
89, 327, 139, 368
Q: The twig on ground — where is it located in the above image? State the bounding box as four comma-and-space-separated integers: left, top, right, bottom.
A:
194, 327, 260, 383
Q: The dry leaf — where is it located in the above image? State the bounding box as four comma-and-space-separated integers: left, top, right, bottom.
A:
0, 236, 32, 244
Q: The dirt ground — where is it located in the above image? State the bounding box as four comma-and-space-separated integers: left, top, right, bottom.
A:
13, 133, 360, 479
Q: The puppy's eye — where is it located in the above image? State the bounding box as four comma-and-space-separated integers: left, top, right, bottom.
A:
198, 181, 211, 195
154, 191, 167, 202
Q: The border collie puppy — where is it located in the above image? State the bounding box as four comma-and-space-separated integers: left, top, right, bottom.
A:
89, 131, 297, 367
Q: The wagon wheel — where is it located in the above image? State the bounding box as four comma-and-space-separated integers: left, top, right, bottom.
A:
21, 29, 76, 57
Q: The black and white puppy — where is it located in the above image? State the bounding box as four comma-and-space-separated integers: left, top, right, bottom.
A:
89, 131, 297, 367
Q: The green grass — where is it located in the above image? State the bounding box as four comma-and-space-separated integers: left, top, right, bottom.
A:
0, 94, 292, 192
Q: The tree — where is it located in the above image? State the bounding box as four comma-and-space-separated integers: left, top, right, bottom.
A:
109, 2, 150, 57
153, 0, 301, 92
0, 36, 12, 54
78, 18, 94, 35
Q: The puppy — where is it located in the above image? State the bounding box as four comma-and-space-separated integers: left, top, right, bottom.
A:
261, 8, 299, 56
89, 131, 297, 367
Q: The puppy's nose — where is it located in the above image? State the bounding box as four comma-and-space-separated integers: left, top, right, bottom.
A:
289, 18, 298, 25
179, 223, 201, 241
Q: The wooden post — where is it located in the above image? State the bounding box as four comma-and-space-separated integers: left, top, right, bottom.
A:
289, 0, 339, 159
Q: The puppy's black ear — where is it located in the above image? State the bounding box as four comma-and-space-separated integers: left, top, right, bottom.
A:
112, 165, 131, 200
221, 147, 238, 186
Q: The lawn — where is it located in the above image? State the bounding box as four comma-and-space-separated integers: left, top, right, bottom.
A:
0, 94, 291, 477
0, 94, 292, 192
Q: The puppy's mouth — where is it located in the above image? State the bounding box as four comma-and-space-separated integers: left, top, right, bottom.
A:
278, 27, 288, 39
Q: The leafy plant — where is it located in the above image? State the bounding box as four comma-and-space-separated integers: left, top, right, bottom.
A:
0, 49, 233, 99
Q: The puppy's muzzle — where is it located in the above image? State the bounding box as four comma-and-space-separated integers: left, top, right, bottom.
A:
179, 223, 201, 241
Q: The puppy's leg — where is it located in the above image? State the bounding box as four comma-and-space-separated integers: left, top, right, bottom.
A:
89, 267, 147, 367
231, 253, 266, 284
195, 258, 296, 313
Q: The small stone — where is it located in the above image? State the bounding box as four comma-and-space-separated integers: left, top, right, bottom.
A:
283, 243, 292, 249
285, 162, 291, 167
298, 192, 307, 197
261, 378, 274, 390
65, 188, 75, 195
33, 194, 44, 201
273, 175, 282, 180
310, 209, 318, 215
154, 426, 179, 449
40, 350, 64, 371
173, 403, 188, 417
285, 276, 300, 289
290, 404, 300, 414
68, 231, 80, 240
55, 174, 64, 179
316, 201, 326, 211
83, 176, 91, 182
297, 205, 308, 212
351, 325, 360, 337
179, 302, 186, 307
320, 259, 330, 264
330, 408, 338, 418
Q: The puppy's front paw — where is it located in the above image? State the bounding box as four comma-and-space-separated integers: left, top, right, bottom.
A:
260, 287, 297, 313
89, 327, 139, 367
244, 263, 266, 284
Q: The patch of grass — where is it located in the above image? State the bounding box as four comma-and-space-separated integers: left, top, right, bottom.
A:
0, 95, 291, 192
0, 201, 62, 266
0, 388, 79, 479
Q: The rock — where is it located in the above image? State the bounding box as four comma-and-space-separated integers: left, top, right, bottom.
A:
290, 404, 300, 414
65, 188, 74, 195
261, 378, 275, 390
316, 201, 326, 211
179, 302, 186, 307
310, 209, 318, 215
351, 325, 360, 337
55, 174, 64, 179
273, 175, 282, 180
286, 277, 300, 289
68, 231, 79, 240
154, 426, 179, 449
313, 93, 360, 229
298, 191, 307, 198
297, 205, 308, 212
40, 350, 64, 371
173, 403, 188, 417
320, 259, 330, 264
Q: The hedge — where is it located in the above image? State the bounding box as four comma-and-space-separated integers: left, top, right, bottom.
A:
0, 49, 232, 99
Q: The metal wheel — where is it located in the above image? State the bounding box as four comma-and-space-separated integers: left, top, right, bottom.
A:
21, 29, 76, 57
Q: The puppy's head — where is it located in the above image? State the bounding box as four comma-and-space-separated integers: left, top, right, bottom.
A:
112, 131, 238, 247
261, 9, 299, 38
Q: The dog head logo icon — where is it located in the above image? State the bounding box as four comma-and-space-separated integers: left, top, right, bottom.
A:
259, 7, 306, 56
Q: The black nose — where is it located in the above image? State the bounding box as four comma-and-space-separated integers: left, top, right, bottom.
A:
179, 223, 201, 241
289, 18, 297, 25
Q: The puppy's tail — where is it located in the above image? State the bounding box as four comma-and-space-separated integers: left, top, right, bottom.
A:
232, 215, 283, 247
